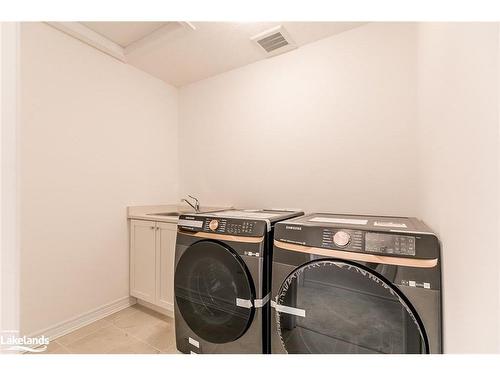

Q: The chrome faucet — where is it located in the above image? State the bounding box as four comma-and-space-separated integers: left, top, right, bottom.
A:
181, 195, 200, 213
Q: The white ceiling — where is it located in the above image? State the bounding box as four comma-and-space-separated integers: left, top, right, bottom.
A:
81, 22, 170, 47
68, 22, 366, 87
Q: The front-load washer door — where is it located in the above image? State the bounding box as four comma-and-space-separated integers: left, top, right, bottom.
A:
175, 240, 255, 344
274, 260, 427, 354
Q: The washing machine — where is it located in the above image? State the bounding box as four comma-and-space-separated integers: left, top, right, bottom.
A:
174, 208, 304, 354
270, 213, 442, 354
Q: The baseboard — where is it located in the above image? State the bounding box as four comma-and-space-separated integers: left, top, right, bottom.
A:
27, 296, 137, 342
136, 299, 174, 318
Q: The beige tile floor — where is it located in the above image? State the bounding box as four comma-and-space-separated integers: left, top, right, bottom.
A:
36, 304, 180, 354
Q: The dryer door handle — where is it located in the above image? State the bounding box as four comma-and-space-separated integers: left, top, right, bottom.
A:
271, 300, 306, 317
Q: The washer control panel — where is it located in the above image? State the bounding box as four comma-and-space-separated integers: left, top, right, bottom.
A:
204, 219, 256, 234
178, 215, 266, 237
208, 219, 219, 231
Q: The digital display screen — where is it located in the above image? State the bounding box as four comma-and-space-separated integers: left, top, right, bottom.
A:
178, 219, 203, 228
365, 233, 416, 256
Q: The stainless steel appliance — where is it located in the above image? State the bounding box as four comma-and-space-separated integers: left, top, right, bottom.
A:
270, 213, 442, 354
174, 208, 304, 354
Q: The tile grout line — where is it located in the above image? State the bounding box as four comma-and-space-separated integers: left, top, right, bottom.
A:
54, 339, 73, 354
110, 321, 163, 353
109, 316, 175, 353
114, 305, 176, 353
53, 322, 115, 354
53, 320, 115, 350
48, 306, 175, 354
53, 307, 143, 354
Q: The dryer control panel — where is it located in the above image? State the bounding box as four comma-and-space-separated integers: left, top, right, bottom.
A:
275, 224, 439, 259
321, 228, 363, 251
365, 232, 416, 256
178, 215, 267, 237
319, 229, 415, 255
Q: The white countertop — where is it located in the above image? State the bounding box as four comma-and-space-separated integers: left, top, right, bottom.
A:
127, 204, 230, 223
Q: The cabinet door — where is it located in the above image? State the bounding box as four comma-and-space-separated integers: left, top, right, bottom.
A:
130, 220, 156, 303
156, 222, 177, 311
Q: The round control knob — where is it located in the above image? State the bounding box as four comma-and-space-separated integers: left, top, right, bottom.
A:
209, 219, 219, 231
333, 231, 351, 247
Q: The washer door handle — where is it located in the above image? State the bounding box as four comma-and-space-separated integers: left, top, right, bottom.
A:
236, 298, 253, 309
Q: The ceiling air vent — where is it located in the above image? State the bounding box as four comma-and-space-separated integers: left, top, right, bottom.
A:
251, 25, 297, 57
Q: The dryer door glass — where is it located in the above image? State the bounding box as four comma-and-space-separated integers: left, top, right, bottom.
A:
275, 260, 427, 353
175, 240, 255, 344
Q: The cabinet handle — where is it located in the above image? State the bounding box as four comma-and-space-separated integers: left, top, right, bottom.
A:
151, 226, 155, 230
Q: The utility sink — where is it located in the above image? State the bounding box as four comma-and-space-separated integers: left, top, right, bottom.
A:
146, 209, 220, 217
147, 211, 186, 216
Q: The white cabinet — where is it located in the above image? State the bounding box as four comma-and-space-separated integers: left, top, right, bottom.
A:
129, 219, 177, 311
130, 220, 156, 303
155, 222, 177, 310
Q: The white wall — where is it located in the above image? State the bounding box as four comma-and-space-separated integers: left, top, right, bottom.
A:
17, 21, 500, 351
0, 22, 21, 343
20, 23, 178, 335
416, 23, 499, 353
179, 23, 419, 216
179, 22, 500, 353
